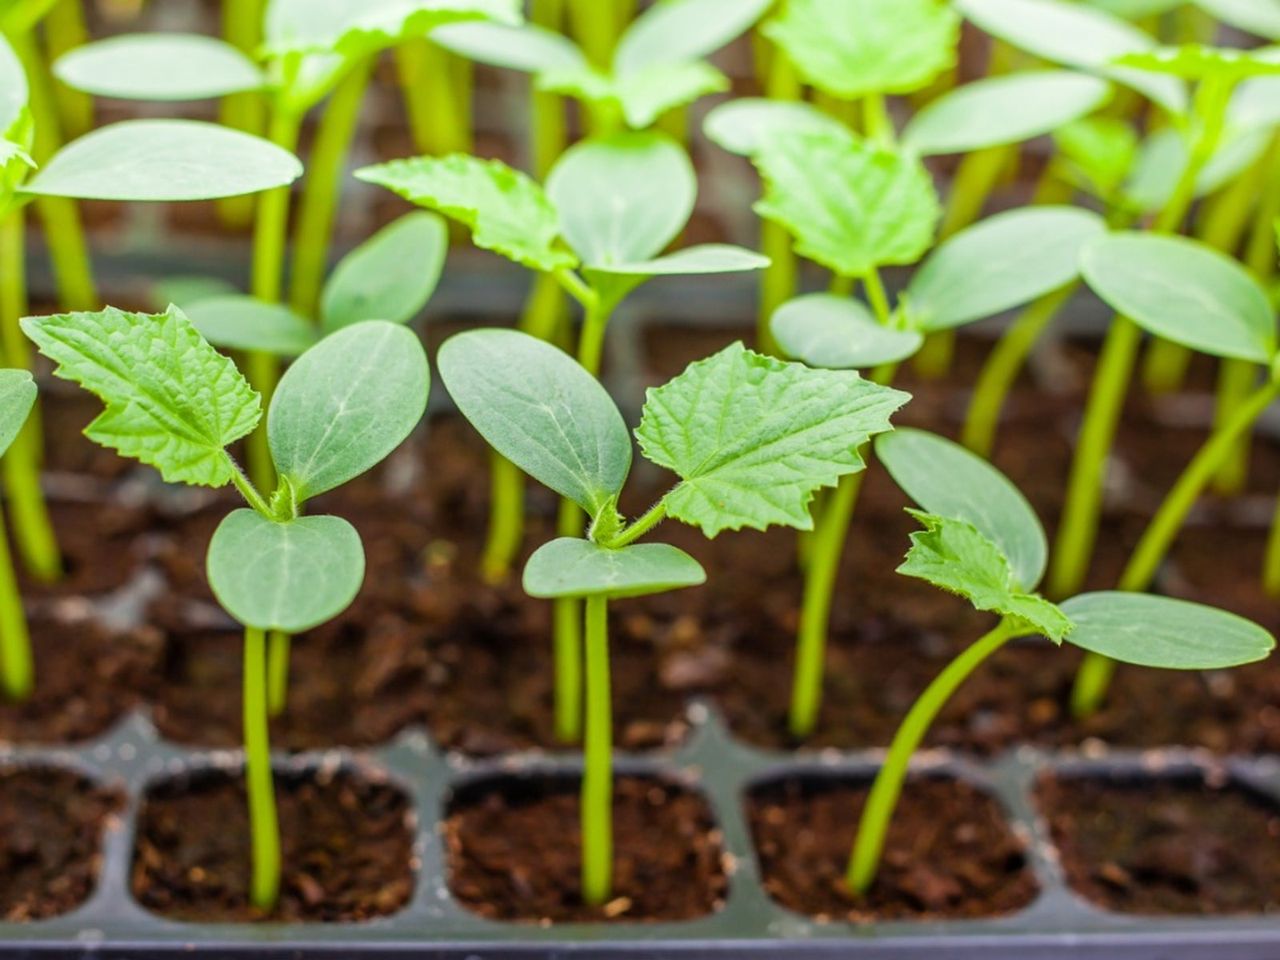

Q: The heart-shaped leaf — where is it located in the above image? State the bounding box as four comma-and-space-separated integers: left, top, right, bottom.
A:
772, 294, 924, 368
53, 34, 265, 101
703, 98, 852, 157
523, 538, 706, 599
268, 321, 429, 502
0, 368, 35, 458
186, 296, 318, 356
207, 510, 365, 632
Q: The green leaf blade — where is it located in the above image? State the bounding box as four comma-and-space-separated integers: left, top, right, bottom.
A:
0, 368, 35, 458
185, 296, 318, 356
703, 98, 852, 158
771, 294, 923, 369
613, 0, 772, 74
53, 33, 265, 101
432, 20, 588, 73
523, 538, 706, 599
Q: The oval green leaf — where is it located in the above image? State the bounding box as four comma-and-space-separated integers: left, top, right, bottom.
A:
438, 328, 631, 517
1124, 125, 1272, 213
0, 368, 35, 458
432, 20, 587, 73
0, 33, 27, 132
22, 120, 303, 201
53, 34, 264, 101
772, 294, 924, 369
703, 98, 852, 157
207, 510, 365, 632
613, 0, 772, 74
1061, 592, 1275, 669
523, 537, 706, 599
268, 321, 429, 502
1193, 0, 1280, 40
186, 296, 318, 357
875, 427, 1048, 590
903, 71, 1111, 155
321, 212, 447, 332
594, 244, 770, 277
1081, 232, 1277, 364
905, 206, 1107, 331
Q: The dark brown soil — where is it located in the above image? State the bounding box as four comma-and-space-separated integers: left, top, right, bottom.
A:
445, 775, 726, 923
15, 500, 150, 598
0, 618, 160, 744
0, 766, 121, 921
747, 776, 1038, 921
130, 767, 414, 923
40, 389, 135, 479
1041, 774, 1280, 915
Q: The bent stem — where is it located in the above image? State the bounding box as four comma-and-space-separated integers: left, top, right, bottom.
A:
0, 500, 33, 701
266, 630, 290, 718
581, 593, 612, 906
848, 619, 1016, 894
1070, 374, 1280, 715
243, 625, 281, 911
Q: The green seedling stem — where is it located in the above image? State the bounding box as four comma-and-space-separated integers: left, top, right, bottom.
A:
758, 47, 801, 357
243, 624, 282, 910
217, 0, 265, 228
397, 39, 473, 159
42, 0, 91, 138
0, 494, 33, 700
581, 593, 612, 906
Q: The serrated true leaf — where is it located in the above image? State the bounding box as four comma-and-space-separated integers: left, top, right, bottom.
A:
703, 98, 852, 157
772, 294, 924, 369
764, 0, 959, 99
0, 368, 35, 458
898, 510, 1073, 641
636, 342, 911, 537
20, 305, 261, 487
523, 538, 706, 599
53, 33, 265, 101
754, 131, 940, 278
355, 154, 575, 273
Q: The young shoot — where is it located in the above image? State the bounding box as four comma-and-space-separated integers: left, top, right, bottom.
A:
847, 427, 1275, 896
21, 305, 429, 910
438, 327, 908, 907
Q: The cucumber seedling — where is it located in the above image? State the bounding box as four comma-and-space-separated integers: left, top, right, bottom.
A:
21, 305, 429, 910
847, 427, 1275, 895
439, 327, 909, 906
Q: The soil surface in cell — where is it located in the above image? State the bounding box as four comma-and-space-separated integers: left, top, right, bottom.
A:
0, 767, 120, 921
131, 768, 414, 922
445, 776, 727, 922
747, 776, 1038, 921
1041, 775, 1280, 915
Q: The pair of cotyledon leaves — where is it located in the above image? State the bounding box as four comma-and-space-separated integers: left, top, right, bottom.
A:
21, 308, 429, 635
356, 130, 768, 300
436, 328, 909, 599
877, 428, 1273, 671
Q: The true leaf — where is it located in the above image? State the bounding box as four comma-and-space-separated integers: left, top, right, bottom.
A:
613, 0, 773, 74
1054, 116, 1139, 200
875, 427, 1048, 590
438, 328, 632, 517
268, 321, 429, 502
753, 131, 940, 278
185, 296, 318, 356
355, 154, 575, 273
20, 305, 261, 487
53, 34, 265, 101
0, 368, 35, 458
1081, 232, 1277, 364
207, 510, 365, 632
902, 71, 1112, 156
703, 98, 852, 157
898, 510, 1073, 641
431, 20, 587, 72
321, 212, 447, 332
1191, 0, 1280, 41
764, 0, 959, 99
636, 342, 911, 536
771, 294, 924, 369
20, 120, 303, 201
904, 206, 1107, 332
546, 132, 694, 268
523, 538, 706, 599
1061, 591, 1275, 668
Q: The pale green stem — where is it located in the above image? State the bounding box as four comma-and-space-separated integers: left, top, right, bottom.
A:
757, 50, 802, 356
266, 629, 290, 718
0, 498, 33, 701
217, 0, 265, 228
581, 594, 612, 906
243, 625, 281, 911
396, 39, 472, 157
43, 0, 92, 138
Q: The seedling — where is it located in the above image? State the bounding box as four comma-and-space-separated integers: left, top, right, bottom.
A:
0, 367, 36, 700
847, 427, 1275, 895
359, 130, 766, 741
21, 305, 429, 910
438, 327, 909, 905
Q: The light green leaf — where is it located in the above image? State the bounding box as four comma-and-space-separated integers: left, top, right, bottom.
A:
636, 342, 911, 536
1230, 75, 1280, 130
0, 368, 35, 458
703, 98, 852, 157
904, 206, 1107, 331
771, 294, 924, 369
538, 60, 728, 129
902, 71, 1112, 155
431, 20, 587, 72
754, 131, 940, 278
262, 0, 521, 57
0, 32, 27, 131
593, 244, 770, 276
523, 538, 706, 599
1091, 0, 1184, 16
1061, 591, 1275, 668
1081, 232, 1276, 364
53, 34, 265, 101
1124, 125, 1272, 212
438, 328, 631, 517
546, 132, 694, 268
268, 321, 429, 502
764, 0, 959, 99
955, 0, 1187, 114
186, 296, 318, 357
875, 427, 1048, 590
21, 120, 303, 201
207, 510, 365, 632
898, 510, 1073, 641
321, 212, 446, 332
1192, 0, 1280, 40
355, 154, 575, 273
20, 305, 261, 487
1054, 116, 1140, 200
614, 0, 772, 72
